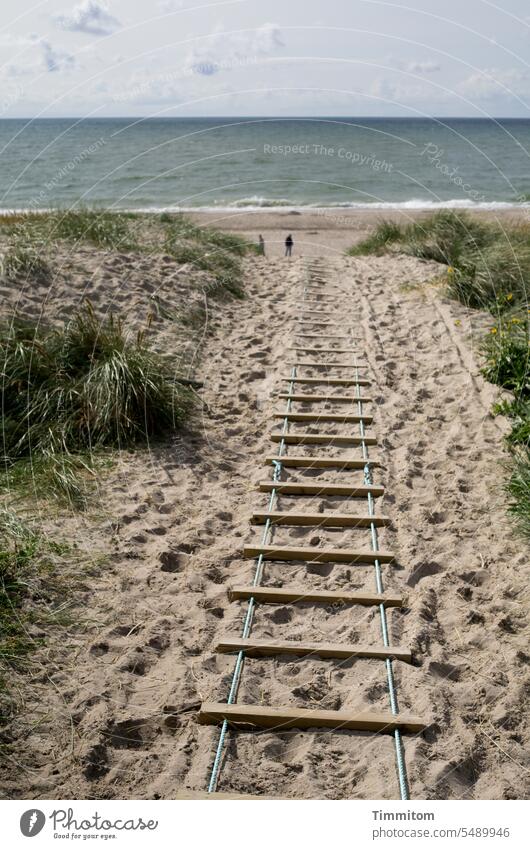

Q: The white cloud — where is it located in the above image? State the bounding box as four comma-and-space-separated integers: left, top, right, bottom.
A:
457, 68, 530, 101
370, 76, 445, 105
0, 32, 40, 47
40, 39, 77, 72
158, 0, 184, 10
54, 1, 121, 36
387, 56, 441, 74
187, 22, 284, 76
0, 33, 76, 75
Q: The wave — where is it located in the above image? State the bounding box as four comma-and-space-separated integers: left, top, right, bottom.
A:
128, 198, 529, 213
1, 198, 529, 215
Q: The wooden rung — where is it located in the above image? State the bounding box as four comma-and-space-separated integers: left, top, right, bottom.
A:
297, 321, 343, 326
270, 432, 377, 445
290, 362, 368, 369
198, 702, 426, 734
265, 455, 374, 470
289, 347, 359, 354
251, 510, 388, 527
281, 377, 371, 386
258, 481, 384, 497
228, 586, 402, 607
295, 332, 348, 338
274, 412, 373, 423
243, 545, 394, 564
215, 637, 411, 663
278, 393, 371, 403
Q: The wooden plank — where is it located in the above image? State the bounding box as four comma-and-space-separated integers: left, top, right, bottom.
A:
294, 333, 349, 339
270, 432, 377, 445
274, 412, 373, 423
198, 702, 426, 733
215, 637, 411, 663
281, 377, 371, 386
297, 320, 343, 326
243, 544, 394, 564
228, 586, 402, 607
289, 362, 368, 369
265, 455, 374, 469
251, 510, 388, 527
258, 481, 384, 497
288, 347, 359, 354
278, 393, 372, 403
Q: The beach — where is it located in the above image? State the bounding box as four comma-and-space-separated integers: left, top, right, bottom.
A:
1, 209, 528, 801
191, 207, 529, 256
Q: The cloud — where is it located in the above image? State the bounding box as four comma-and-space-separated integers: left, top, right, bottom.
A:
158, 0, 184, 10
387, 56, 441, 74
54, 1, 121, 36
457, 68, 530, 101
0, 33, 76, 74
370, 76, 445, 105
0, 32, 40, 47
187, 22, 284, 76
40, 39, 77, 72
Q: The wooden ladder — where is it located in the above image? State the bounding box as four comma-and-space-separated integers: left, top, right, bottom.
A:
201, 263, 426, 797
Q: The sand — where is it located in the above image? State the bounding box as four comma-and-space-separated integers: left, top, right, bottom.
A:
1, 212, 529, 801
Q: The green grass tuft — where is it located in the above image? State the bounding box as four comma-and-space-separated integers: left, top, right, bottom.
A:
347, 220, 403, 256
163, 215, 252, 298
47, 209, 138, 251
506, 452, 530, 538
0, 305, 192, 504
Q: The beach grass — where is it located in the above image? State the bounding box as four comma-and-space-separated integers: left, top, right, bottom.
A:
0, 304, 192, 506
0, 508, 78, 723
162, 214, 254, 298
348, 210, 530, 539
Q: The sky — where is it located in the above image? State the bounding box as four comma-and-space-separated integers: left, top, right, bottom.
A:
1, 0, 530, 118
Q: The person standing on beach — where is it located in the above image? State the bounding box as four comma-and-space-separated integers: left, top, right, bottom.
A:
258, 234, 265, 255
285, 234, 294, 257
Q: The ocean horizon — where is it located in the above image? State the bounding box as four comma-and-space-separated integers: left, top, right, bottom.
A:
1, 116, 529, 212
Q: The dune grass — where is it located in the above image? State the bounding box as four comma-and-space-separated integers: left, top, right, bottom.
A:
1, 210, 253, 301
348, 210, 530, 540
162, 214, 254, 298
0, 304, 192, 506
0, 508, 78, 723
348, 211, 530, 308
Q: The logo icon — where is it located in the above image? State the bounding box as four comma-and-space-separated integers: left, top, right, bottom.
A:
20, 810, 46, 838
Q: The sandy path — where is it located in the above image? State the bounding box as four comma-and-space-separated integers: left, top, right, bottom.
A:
3, 252, 529, 801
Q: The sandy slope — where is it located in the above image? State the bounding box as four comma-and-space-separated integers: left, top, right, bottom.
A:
1, 247, 529, 801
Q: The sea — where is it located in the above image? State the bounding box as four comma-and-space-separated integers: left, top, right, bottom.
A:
0, 117, 529, 212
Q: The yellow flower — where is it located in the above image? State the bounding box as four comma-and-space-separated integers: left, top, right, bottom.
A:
454, 319, 461, 326
490, 327, 498, 334
506, 293, 513, 301
447, 266, 454, 274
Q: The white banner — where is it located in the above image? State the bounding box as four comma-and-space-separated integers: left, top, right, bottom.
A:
1, 799, 527, 849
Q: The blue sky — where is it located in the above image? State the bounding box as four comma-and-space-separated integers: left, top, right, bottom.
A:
1, 0, 530, 117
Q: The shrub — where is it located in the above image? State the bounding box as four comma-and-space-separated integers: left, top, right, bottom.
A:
506, 451, 530, 538
481, 318, 530, 396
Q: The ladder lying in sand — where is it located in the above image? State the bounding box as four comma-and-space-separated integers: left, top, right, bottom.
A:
199, 260, 427, 799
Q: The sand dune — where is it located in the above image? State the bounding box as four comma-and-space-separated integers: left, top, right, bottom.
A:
1, 223, 528, 801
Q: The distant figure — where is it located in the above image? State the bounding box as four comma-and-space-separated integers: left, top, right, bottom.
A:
285, 233, 294, 257
257, 234, 265, 255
